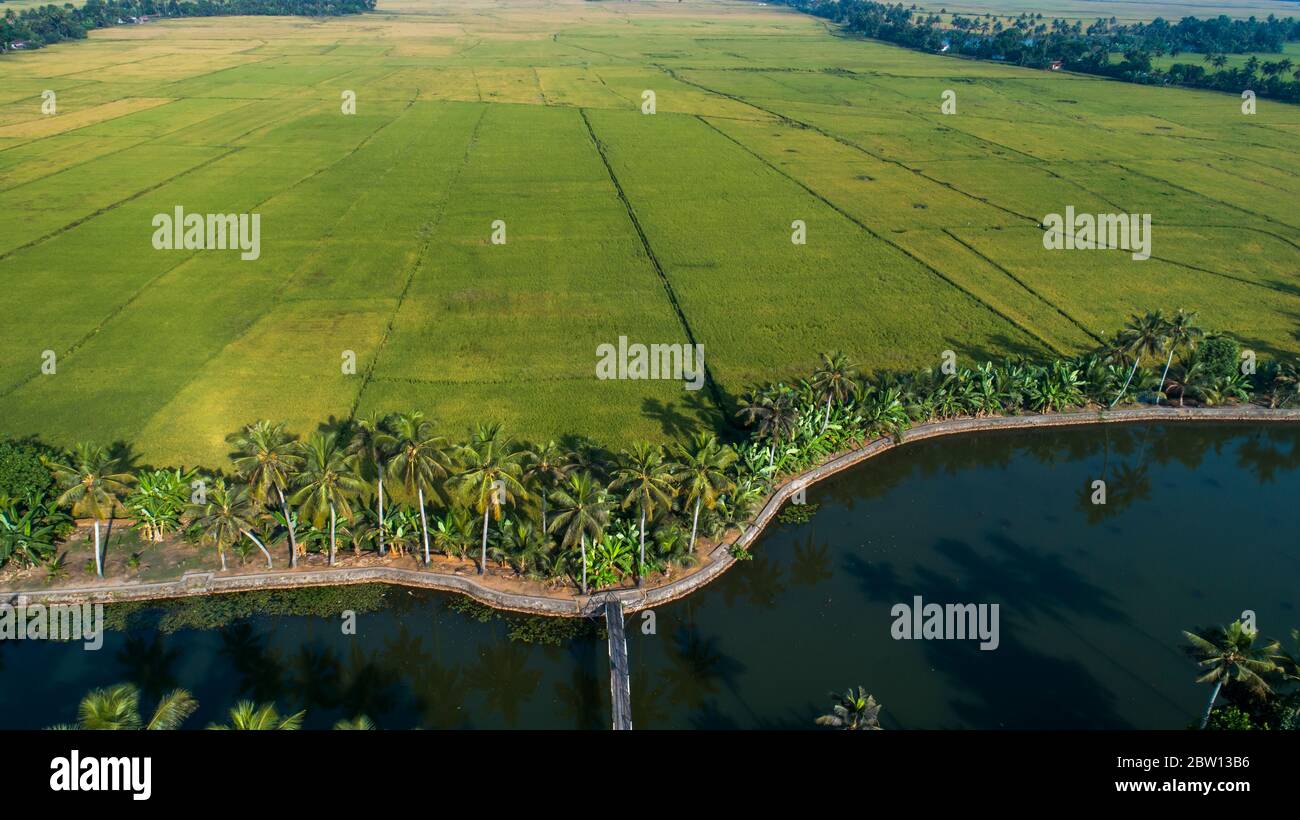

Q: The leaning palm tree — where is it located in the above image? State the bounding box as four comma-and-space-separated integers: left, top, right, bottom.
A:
522, 440, 573, 536
673, 432, 736, 551
1183, 620, 1281, 729
187, 479, 273, 570
207, 701, 305, 730
47, 443, 134, 578
611, 442, 678, 584
290, 432, 365, 566
386, 411, 454, 565
815, 687, 882, 730
456, 422, 528, 575
346, 411, 395, 556
811, 351, 858, 432
1109, 310, 1167, 408
548, 472, 611, 594
52, 683, 197, 730
1155, 309, 1202, 405
227, 421, 303, 567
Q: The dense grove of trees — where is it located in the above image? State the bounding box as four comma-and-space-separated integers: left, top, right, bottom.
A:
0, 0, 376, 52
772, 0, 1300, 102
1, 311, 1297, 592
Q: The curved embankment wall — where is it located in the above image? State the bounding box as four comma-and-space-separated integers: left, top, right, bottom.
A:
4, 405, 1298, 617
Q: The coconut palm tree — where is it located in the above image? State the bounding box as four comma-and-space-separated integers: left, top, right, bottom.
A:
611, 442, 677, 584
815, 687, 882, 730
811, 351, 858, 432
333, 715, 375, 730
1109, 310, 1168, 408
291, 432, 365, 566
673, 432, 736, 551
346, 411, 395, 556
548, 472, 611, 594
52, 683, 197, 730
207, 701, 305, 730
385, 411, 453, 565
227, 420, 303, 567
522, 440, 572, 536
1155, 309, 1202, 405
457, 423, 527, 575
736, 385, 798, 469
47, 443, 134, 578
187, 479, 273, 570
1183, 620, 1281, 729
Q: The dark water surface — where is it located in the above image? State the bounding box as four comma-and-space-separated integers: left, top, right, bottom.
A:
2, 423, 1297, 729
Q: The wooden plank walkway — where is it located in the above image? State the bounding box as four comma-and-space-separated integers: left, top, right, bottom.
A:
605, 599, 632, 730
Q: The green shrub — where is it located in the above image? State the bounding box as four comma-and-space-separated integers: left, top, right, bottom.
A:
0, 439, 54, 500
1198, 335, 1241, 382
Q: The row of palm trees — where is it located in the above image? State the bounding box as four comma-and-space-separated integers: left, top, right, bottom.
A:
52, 682, 370, 730
28, 313, 1300, 592
45, 416, 741, 594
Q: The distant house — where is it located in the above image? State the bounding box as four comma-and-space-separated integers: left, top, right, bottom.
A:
1049, 60, 1064, 70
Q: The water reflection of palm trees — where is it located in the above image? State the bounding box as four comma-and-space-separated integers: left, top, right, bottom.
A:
553, 640, 605, 730
116, 633, 182, 702
219, 622, 285, 704
465, 643, 542, 727
790, 535, 832, 588
661, 624, 745, 714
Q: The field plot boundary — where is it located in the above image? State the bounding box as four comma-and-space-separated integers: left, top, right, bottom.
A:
693, 114, 1066, 356
579, 107, 729, 418
348, 104, 489, 418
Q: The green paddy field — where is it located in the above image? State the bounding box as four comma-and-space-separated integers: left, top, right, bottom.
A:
1, 0, 1297, 466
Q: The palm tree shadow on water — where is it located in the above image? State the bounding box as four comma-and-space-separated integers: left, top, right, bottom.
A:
219, 622, 286, 704
553, 636, 606, 730
841, 532, 1135, 728
116, 633, 182, 703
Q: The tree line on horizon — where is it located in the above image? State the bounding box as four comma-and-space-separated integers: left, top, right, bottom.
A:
0, 311, 1297, 593
770, 0, 1300, 103
1, 0, 376, 53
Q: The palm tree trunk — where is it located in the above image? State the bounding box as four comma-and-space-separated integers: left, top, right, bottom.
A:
638, 506, 646, 587
580, 534, 587, 595
243, 529, 273, 569
480, 505, 490, 574
1199, 679, 1223, 729
93, 519, 103, 577
377, 476, 385, 556
1109, 355, 1141, 408
417, 486, 430, 565
690, 498, 701, 550
822, 395, 832, 433
278, 486, 297, 568
219, 545, 227, 571
541, 490, 547, 536
1157, 347, 1176, 406
329, 503, 336, 566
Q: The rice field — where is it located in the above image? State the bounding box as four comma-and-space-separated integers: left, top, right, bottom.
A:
1, 0, 1298, 467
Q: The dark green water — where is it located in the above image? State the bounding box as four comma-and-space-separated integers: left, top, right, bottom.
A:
3, 423, 1297, 729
